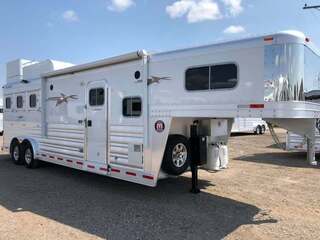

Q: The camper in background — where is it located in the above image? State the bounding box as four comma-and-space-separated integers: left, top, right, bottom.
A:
232, 118, 267, 135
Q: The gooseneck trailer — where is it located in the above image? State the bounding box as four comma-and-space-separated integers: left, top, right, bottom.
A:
3, 31, 320, 187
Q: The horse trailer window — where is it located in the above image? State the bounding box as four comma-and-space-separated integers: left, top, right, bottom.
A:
17, 96, 23, 109
123, 97, 142, 117
29, 94, 37, 108
5, 97, 11, 109
210, 64, 238, 89
185, 66, 210, 90
89, 88, 104, 106
186, 64, 238, 91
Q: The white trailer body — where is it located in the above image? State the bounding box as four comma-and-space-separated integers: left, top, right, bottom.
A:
0, 100, 3, 136
3, 31, 320, 187
231, 118, 267, 134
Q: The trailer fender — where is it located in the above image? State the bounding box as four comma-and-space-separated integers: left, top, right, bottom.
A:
20, 138, 40, 157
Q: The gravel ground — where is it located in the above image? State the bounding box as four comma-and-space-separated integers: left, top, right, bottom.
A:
0, 131, 319, 240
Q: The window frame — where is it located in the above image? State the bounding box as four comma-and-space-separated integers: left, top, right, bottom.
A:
16, 95, 24, 109
89, 88, 105, 107
5, 97, 11, 109
29, 94, 37, 108
122, 96, 142, 118
185, 62, 239, 92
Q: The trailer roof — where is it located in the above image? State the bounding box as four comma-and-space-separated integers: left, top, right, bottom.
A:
153, 30, 319, 58
42, 30, 320, 79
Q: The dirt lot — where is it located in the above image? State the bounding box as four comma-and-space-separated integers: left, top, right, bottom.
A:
0, 131, 319, 240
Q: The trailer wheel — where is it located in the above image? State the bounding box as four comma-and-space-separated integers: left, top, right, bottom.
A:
255, 125, 262, 135
261, 125, 266, 134
22, 142, 39, 169
162, 135, 191, 175
10, 140, 23, 165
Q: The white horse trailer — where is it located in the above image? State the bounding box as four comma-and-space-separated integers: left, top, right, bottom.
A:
231, 118, 267, 134
3, 31, 320, 187
0, 104, 3, 136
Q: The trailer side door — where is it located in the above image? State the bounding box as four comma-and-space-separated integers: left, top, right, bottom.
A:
86, 80, 108, 163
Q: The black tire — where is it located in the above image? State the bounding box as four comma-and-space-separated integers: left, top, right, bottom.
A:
161, 135, 191, 175
255, 125, 261, 135
10, 140, 23, 165
0, 131, 3, 136
261, 125, 266, 134
22, 142, 39, 169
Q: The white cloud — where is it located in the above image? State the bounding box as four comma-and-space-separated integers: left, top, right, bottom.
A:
223, 25, 245, 34
108, 0, 135, 12
166, 0, 222, 23
62, 10, 79, 22
166, 0, 194, 18
222, 0, 243, 16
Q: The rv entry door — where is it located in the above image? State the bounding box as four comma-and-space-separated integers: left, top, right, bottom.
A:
86, 81, 108, 163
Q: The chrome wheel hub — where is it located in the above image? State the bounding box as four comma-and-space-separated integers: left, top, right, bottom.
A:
172, 143, 187, 168
13, 146, 20, 161
25, 148, 32, 164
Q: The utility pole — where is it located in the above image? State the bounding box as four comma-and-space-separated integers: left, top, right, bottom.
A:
303, 3, 320, 10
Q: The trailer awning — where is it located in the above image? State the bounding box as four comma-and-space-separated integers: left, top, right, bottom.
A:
42, 50, 148, 78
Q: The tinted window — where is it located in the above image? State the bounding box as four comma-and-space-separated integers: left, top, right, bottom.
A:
210, 64, 238, 89
5, 97, 11, 109
29, 94, 37, 108
185, 66, 209, 90
17, 96, 23, 109
89, 88, 104, 106
123, 97, 142, 117
0, 108, 3, 113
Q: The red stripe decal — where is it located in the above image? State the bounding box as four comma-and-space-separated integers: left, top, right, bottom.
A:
126, 171, 136, 176
66, 160, 73, 163
76, 161, 83, 165
250, 104, 264, 109
87, 165, 95, 169
143, 175, 154, 180
57, 157, 63, 161
100, 167, 108, 172
111, 168, 120, 173
264, 37, 273, 42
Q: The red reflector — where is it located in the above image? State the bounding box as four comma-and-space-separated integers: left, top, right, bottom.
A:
100, 167, 108, 172
111, 168, 120, 173
264, 37, 273, 42
126, 171, 136, 176
57, 157, 63, 161
306, 37, 310, 42
49, 156, 55, 159
250, 104, 264, 109
143, 175, 154, 180
87, 165, 95, 169
41, 154, 47, 157
66, 160, 73, 163
76, 161, 83, 165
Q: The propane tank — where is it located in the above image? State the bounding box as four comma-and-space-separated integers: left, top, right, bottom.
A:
219, 145, 229, 169
206, 143, 220, 171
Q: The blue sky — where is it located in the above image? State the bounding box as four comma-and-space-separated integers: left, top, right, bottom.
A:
0, 0, 319, 86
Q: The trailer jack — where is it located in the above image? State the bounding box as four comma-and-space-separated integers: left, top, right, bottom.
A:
189, 122, 207, 194
190, 160, 200, 194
